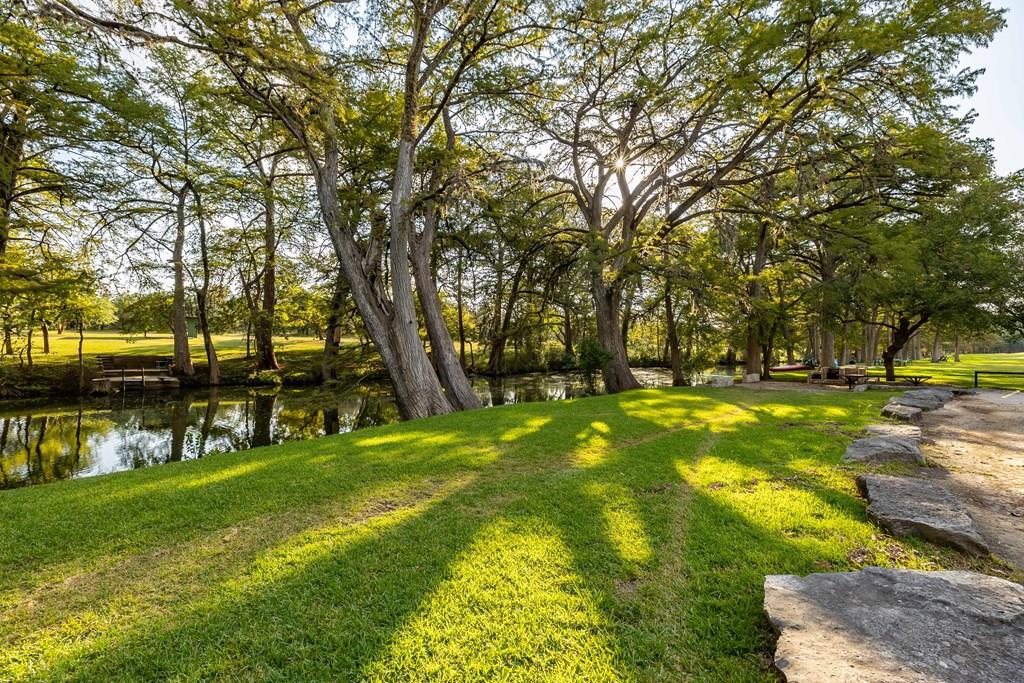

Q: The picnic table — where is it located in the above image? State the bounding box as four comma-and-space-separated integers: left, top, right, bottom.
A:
843, 373, 869, 390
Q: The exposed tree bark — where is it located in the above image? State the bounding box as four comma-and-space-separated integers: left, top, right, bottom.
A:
321, 272, 346, 382
255, 156, 280, 371
76, 316, 85, 393
190, 183, 219, 385
664, 282, 684, 386
930, 329, 942, 362
881, 315, 929, 381
745, 219, 772, 378
456, 248, 466, 369
411, 114, 480, 410
171, 186, 194, 376
592, 276, 641, 392
563, 303, 574, 356
41, 319, 49, 354
0, 110, 26, 261
488, 257, 526, 376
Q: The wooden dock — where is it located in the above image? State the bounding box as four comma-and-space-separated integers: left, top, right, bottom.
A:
91, 356, 180, 393
91, 373, 181, 394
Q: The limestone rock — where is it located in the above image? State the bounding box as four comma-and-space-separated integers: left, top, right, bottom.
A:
843, 436, 924, 464
857, 474, 988, 556
707, 375, 733, 387
764, 567, 1024, 682
864, 424, 922, 441
888, 393, 943, 411
908, 388, 954, 403
881, 403, 922, 422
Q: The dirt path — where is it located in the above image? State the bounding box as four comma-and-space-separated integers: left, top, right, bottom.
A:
918, 389, 1024, 569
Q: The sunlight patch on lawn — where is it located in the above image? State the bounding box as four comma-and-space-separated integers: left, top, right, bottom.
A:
360, 516, 621, 682
354, 430, 459, 449
179, 459, 271, 489
500, 416, 553, 442
572, 425, 611, 467
584, 482, 652, 567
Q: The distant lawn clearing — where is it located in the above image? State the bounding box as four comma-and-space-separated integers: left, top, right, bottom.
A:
0, 387, 1009, 681
6, 330, 336, 365
771, 352, 1024, 389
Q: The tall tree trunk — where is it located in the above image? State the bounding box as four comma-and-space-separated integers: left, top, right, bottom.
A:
255, 166, 279, 371
745, 219, 772, 377
620, 284, 635, 351
411, 161, 480, 410
25, 325, 32, 368
592, 276, 641, 393
563, 303, 574, 356
820, 328, 836, 369
487, 255, 526, 377
2, 326, 11, 355
456, 249, 466, 369
171, 187, 194, 376
0, 111, 26, 261
664, 283, 684, 386
930, 329, 942, 362
954, 332, 961, 362
190, 184, 219, 385
41, 320, 49, 354
77, 317, 85, 393
321, 273, 346, 382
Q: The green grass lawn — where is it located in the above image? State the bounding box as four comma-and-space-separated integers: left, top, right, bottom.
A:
771, 352, 1024, 389
0, 386, 1011, 681
11, 330, 331, 364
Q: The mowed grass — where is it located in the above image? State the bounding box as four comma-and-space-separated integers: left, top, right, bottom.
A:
0, 387, 1010, 681
772, 352, 1024, 389
10, 330, 332, 364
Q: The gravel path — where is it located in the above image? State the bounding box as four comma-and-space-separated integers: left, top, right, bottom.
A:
918, 389, 1024, 570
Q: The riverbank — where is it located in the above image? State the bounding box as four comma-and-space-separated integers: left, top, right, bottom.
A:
0, 386, 1012, 681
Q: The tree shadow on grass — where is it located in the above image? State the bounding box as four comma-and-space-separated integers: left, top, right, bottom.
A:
5, 387, 898, 681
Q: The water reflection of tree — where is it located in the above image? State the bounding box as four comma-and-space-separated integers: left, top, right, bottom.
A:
0, 410, 111, 488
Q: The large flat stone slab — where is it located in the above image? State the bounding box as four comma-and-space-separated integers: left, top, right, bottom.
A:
881, 403, 923, 422
844, 437, 924, 464
857, 474, 988, 555
764, 568, 1024, 682
864, 424, 922, 441
888, 394, 943, 411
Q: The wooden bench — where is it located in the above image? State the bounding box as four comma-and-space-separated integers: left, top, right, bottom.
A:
866, 372, 932, 386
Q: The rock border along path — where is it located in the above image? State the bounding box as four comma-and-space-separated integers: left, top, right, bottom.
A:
857, 473, 989, 556
763, 386, 1024, 681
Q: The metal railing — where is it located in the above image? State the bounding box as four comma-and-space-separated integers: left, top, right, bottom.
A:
974, 371, 1024, 388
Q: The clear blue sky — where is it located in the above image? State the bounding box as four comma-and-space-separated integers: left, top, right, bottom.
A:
960, 0, 1024, 174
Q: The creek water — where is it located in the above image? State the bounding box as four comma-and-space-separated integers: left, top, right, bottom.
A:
0, 369, 678, 489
